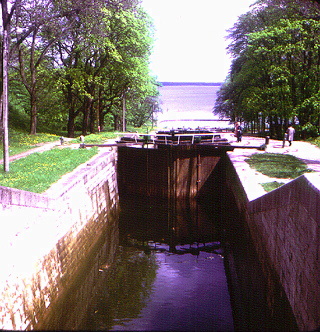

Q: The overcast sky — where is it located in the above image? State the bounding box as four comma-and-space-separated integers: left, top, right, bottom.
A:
142, 0, 255, 83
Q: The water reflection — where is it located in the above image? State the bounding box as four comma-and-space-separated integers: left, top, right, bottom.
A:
119, 196, 218, 249
89, 246, 158, 330
82, 196, 234, 331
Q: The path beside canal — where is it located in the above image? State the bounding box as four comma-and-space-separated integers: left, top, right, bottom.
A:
228, 135, 320, 200
0, 139, 74, 165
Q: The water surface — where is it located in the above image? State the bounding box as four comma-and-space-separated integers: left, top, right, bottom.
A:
83, 195, 234, 331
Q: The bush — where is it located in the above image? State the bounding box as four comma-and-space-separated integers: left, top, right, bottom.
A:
301, 122, 319, 139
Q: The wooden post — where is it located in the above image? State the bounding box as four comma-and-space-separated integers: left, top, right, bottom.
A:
1, 0, 10, 172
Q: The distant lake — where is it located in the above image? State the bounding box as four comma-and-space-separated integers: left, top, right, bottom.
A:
157, 83, 228, 130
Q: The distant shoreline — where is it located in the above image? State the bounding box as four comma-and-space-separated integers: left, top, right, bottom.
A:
160, 82, 222, 86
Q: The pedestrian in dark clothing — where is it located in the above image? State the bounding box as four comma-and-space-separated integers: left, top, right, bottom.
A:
235, 122, 243, 142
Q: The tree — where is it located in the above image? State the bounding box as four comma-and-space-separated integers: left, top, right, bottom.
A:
53, 1, 156, 136
215, 0, 320, 138
98, 5, 157, 131
12, 0, 65, 134
1, 0, 158, 141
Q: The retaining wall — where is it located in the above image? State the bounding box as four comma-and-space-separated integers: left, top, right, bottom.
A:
226, 153, 320, 331
0, 148, 119, 330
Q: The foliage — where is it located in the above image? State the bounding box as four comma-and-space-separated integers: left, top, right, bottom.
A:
309, 136, 320, 148
0, 147, 98, 193
246, 152, 311, 178
214, 0, 320, 139
301, 122, 319, 138
3, 0, 159, 138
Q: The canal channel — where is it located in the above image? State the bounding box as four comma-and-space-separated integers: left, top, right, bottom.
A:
48, 145, 297, 331
75, 145, 258, 331
80, 194, 234, 331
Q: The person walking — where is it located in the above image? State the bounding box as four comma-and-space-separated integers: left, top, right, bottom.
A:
286, 125, 295, 146
235, 122, 243, 142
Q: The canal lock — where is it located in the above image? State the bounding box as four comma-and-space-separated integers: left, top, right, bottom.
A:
43, 144, 297, 330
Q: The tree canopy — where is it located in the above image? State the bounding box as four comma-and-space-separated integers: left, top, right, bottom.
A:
1, 0, 159, 139
214, 0, 320, 139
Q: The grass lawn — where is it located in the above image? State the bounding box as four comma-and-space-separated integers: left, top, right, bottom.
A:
261, 181, 285, 192
246, 153, 310, 179
246, 152, 312, 179
0, 129, 143, 193
0, 147, 98, 193
246, 152, 313, 192
0, 130, 120, 157
78, 131, 120, 144
0, 130, 60, 156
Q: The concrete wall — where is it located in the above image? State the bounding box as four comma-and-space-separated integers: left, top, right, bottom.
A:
225, 153, 320, 331
0, 148, 119, 330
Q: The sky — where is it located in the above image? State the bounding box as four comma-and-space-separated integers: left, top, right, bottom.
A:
142, 0, 255, 83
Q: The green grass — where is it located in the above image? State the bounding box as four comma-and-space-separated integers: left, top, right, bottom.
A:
0, 130, 60, 156
78, 131, 120, 144
0, 130, 120, 156
0, 147, 98, 193
261, 181, 285, 192
0, 129, 139, 193
246, 152, 311, 178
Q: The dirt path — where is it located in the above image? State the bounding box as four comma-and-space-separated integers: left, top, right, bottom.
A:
0, 140, 66, 165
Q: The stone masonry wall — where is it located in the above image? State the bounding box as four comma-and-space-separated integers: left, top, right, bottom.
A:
0, 148, 119, 330
225, 153, 320, 331
247, 173, 320, 331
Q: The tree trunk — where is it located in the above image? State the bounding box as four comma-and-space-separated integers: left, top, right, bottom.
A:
113, 114, 120, 131
89, 102, 96, 133
29, 31, 37, 135
67, 107, 76, 138
29, 95, 37, 135
81, 98, 91, 135
269, 115, 275, 138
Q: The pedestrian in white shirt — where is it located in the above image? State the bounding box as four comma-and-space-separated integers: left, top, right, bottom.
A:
286, 126, 295, 146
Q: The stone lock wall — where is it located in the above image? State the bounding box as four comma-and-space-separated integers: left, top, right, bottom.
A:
225, 153, 320, 331
0, 148, 119, 330
247, 173, 320, 331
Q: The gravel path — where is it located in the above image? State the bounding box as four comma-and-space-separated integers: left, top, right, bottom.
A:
0, 140, 73, 165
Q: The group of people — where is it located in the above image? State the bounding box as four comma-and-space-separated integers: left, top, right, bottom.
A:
233, 122, 295, 146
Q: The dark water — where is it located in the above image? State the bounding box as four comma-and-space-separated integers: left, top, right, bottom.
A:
81, 196, 234, 331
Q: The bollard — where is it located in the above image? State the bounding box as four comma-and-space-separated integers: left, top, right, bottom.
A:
282, 133, 287, 148
265, 136, 270, 145
60, 136, 64, 145
79, 135, 85, 148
